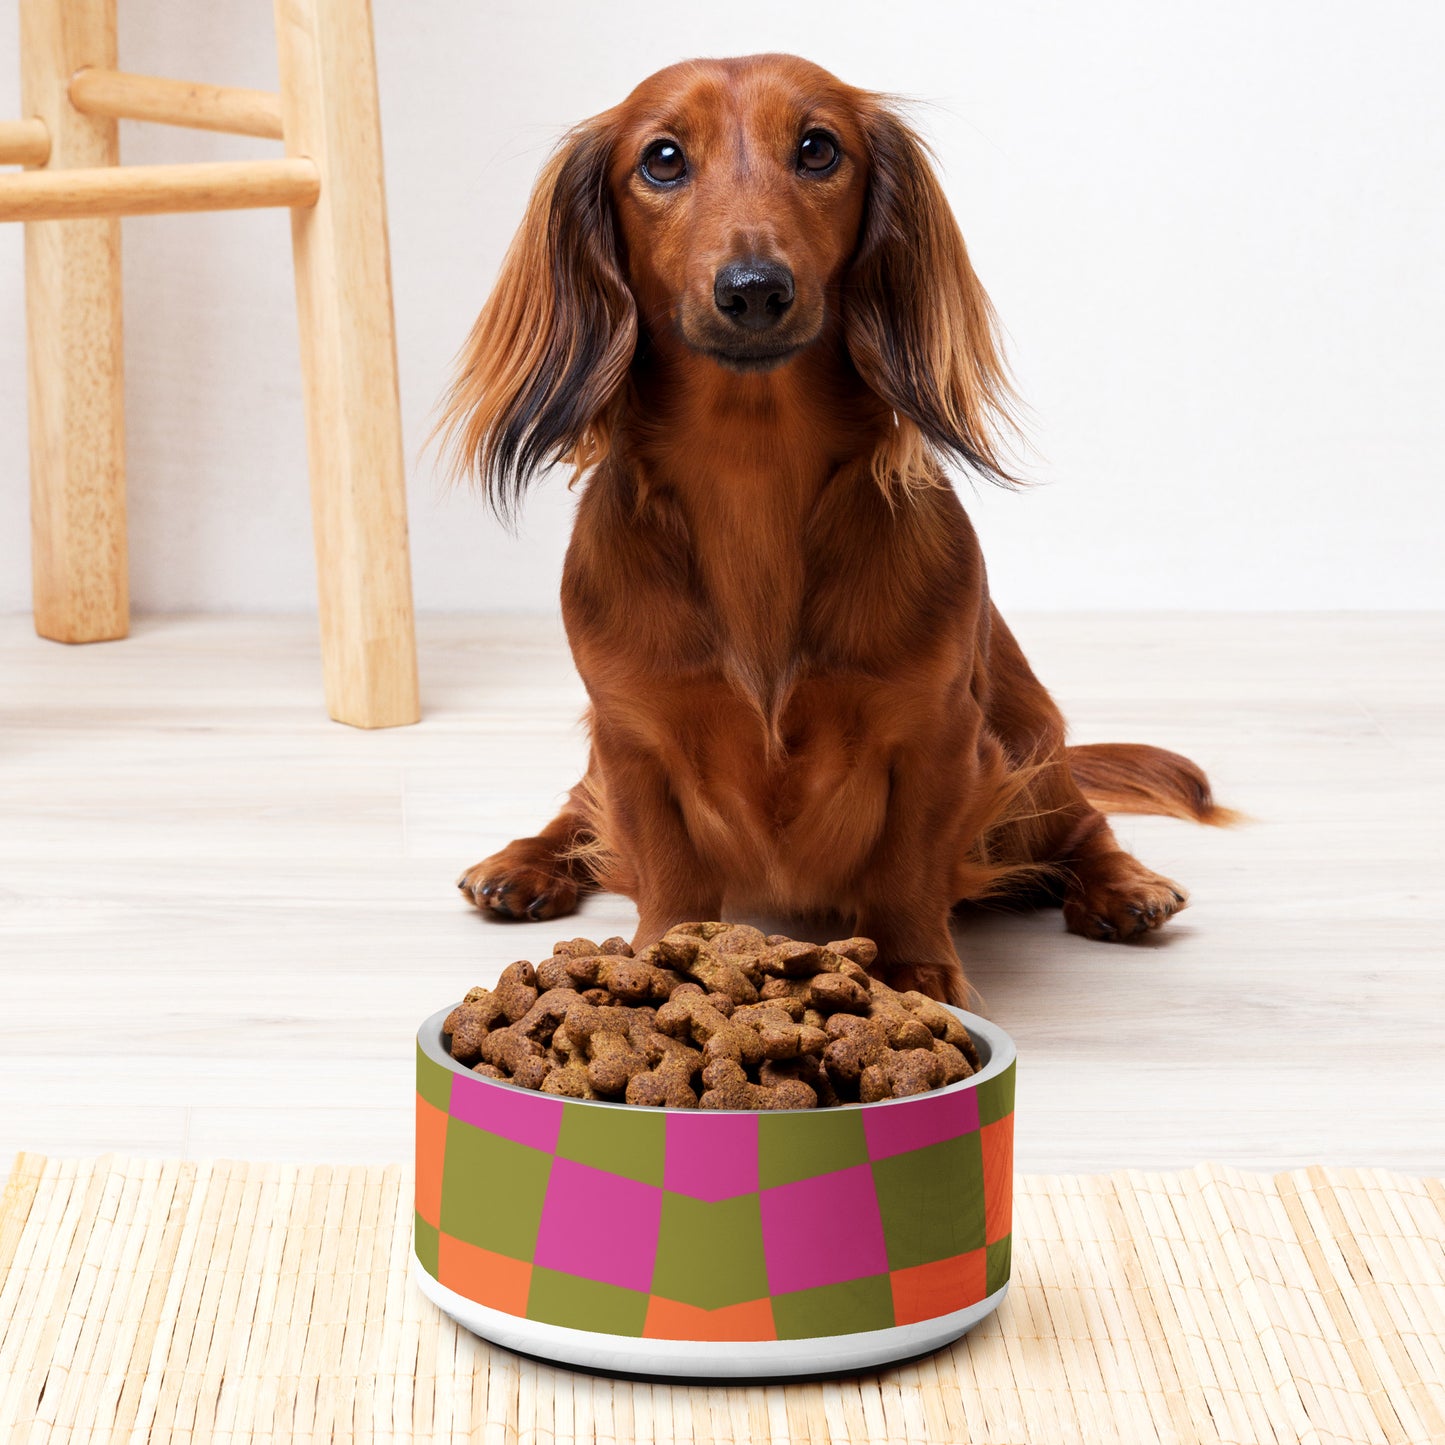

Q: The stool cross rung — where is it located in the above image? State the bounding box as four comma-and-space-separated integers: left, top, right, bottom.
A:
0, 157, 319, 221
68, 67, 285, 141
0, 117, 50, 166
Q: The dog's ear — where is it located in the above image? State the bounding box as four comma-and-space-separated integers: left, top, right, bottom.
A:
438, 118, 636, 524
845, 103, 1018, 489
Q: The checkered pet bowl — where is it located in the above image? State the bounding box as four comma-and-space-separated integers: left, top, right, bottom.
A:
413, 1004, 1015, 1378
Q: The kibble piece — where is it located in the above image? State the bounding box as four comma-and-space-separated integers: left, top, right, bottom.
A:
891, 1016, 936, 1050
535, 953, 580, 991
663, 921, 733, 943
646, 936, 759, 1004
514, 988, 582, 1044
668, 981, 736, 1015
626, 1047, 701, 1108
757, 940, 837, 977
541, 1061, 598, 1099
821, 1014, 891, 1083
564, 1000, 650, 1097
825, 937, 879, 969
599, 936, 634, 955
759, 976, 810, 1004
657, 992, 766, 1069
444, 994, 505, 1062
709, 923, 768, 955
479, 1025, 550, 1087
932, 1038, 975, 1085
494, 960, 540, 1022
738, 993, 804, 1022
508, 1055, 554, 1091
551, 937, 601, 959
730, 1002, 827, 1061
866, 978, 942, 1050
699, 1058, 818, 1110
860, 1048, 945, 1102
900, 991, 981, 1067
564, 953, 677, 1003
808, 973, 870, 1014
761, 1054, 839, 1107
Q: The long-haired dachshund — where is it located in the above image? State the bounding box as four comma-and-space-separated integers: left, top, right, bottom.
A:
443, 54, 1232, 1005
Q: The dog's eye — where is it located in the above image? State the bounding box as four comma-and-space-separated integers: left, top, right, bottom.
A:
798, 130, 839, 174
640, 140, 687, 185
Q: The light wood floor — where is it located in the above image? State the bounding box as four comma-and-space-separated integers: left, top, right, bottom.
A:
2, 613, 1441, 1173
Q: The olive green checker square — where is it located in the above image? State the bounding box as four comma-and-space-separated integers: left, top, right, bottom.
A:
757, 1108, 867, 1189
771, 1275, 895, 1340
439, 1119, 552, 1260
414, 1213, 439, 1279
986, 1235, 1012, 1295
556, 1104, 666, 1185
871, 1133, 985, 1270
976, 1058, 1015, 1127
527, 1266, 649, 1336
650, 1193, 769, 1310
416, 1041, 454, 1113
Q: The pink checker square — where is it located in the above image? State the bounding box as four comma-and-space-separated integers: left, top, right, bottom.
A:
535, 1159, 663, 1291
863, 1086, 979, 1161
760, 1164, 888, 1295
449, 1073, 564, 1153
664, 1112, 758, 1201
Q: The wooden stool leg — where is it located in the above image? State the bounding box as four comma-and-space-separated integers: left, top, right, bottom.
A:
21, 0, 127, 643
273, 0, 420, 728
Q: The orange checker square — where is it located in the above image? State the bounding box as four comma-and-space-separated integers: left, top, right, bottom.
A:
981, 1115, 1014, 1246
415, 1094, 449, 1229
643, 1296, 777, 1342
437, 1234, 533, 1318
889, 1249, 987, 1326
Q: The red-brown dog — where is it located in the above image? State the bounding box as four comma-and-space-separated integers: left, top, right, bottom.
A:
442, 54, 1232, 1005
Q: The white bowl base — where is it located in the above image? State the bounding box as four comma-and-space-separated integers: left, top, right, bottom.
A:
411, 1252, 1007, 1380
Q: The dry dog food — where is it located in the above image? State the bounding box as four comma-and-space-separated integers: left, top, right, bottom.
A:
442, 923, 980, 1110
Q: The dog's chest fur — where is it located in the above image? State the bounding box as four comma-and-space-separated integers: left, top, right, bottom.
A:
564, 451, 985, 903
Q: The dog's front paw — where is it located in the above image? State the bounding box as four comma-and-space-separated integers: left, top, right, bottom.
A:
457, 846, 580, 922
1063, 853, 1187, 942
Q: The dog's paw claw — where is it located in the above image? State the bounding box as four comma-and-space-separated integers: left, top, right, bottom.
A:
1064, 860, 1188, 943
457, 857, 579, 922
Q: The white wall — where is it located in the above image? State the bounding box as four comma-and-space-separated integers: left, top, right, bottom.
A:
2, 0, 1441, 613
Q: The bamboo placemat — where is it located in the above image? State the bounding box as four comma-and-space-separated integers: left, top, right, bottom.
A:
1, 1156, 1442, 1443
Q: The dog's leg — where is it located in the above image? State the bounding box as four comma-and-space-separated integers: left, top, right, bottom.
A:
976, 607, 1189, 941
984, 770, 1189, 942
851, 745, 973, 1006
457, 774, 598, 921
855, 905, 970, 1008
591, 727, 723, 952
1054, 810, 1188, 942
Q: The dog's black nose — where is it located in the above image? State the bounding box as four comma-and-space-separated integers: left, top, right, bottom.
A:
713, 259, 794, 330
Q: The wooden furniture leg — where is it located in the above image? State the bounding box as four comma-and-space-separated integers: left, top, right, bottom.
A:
21, 0, 127, 644
273, 0, 420, 728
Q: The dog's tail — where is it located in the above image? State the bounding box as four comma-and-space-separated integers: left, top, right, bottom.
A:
1065, 743, 1241, 826
1069, 745, 1236, 826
